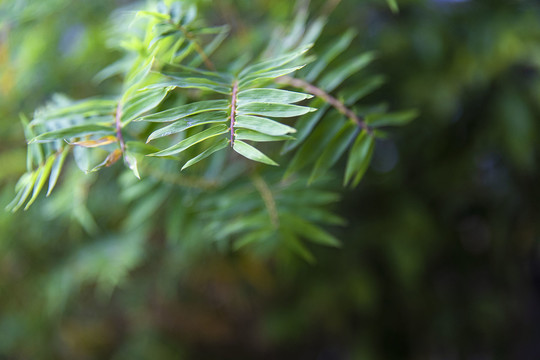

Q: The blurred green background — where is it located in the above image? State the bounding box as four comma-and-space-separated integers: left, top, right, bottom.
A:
1, 0, 540, 358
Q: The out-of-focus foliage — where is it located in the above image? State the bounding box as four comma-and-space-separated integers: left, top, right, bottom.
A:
1, 0, 540, 359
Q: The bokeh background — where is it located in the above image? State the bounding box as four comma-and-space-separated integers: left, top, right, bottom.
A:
1, 0, 540, 358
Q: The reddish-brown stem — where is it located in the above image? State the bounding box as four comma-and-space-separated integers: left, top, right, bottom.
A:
115, 103, 126, 154
230, 80, 238, 146
276, 76, 371, 133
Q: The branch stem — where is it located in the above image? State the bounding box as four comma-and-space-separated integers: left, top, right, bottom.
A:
276, 76, 371, 133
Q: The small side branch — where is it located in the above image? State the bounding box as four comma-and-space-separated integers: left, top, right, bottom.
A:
276, 76, 371, 133
115, 103, 126, 154
230, 80, 239, 146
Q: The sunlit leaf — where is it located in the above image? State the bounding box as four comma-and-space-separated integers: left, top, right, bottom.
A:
47, 146, 70, 196
137, 100, 229, 122
235, 129, 293, 142
235, 115, 296, 136
121, 86, 173, 124
147, 111, 227, 142
150, 124, 228, 157
237, 88, 312, 106
239, 44, 311, 77
233, 140, 278, 166
24, 154, 55, 210
181, 137, 228, 170
237, 102, 315, 118
124, 152, 140, 179
30, 124, 115, 143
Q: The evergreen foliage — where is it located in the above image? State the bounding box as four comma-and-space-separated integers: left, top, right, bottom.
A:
8, 0, 411, 262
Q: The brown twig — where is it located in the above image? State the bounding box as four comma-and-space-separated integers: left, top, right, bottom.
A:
276, 75, 371, 133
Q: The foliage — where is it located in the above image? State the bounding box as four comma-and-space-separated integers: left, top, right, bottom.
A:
2, 0, 540, 358
7, 0, 411, 253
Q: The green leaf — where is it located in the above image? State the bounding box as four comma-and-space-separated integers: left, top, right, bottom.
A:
125, 142, 162, 156
121, 86, 172, 124
318, 52, 377, 92
281, 100, 328, 154
21, 114, 44, 170
7, 171, 38, 212
237, 88, 312, 106
47, 146, 70, 196
233, 229, 273, 251
365, 109, 418, 127
282, 213, 341, 247
233, 140, 278, 166
181, 137, 228, 170
235, 115, 296, 136
147, 111, 227, 142
137, 100, 229, 122
284, 113, 346, 178
282, 232, 315, 264
239, 66, 305, 87
125, 152, 140, 179
342, 75, 386, 105
24, 155, 55, 210
161, 68, 230, 86
309, 122, 358, 183
237, 103, 315, 118
235, 129, 293, 142
30, 124, 115, 143
239, 44, 311, 78
145, 77, 231, 94
31, 98, 116, 124
150, 124, 228, 157
124, 56, 154, 92
344, 130, 375, 186
73, 146, 92, 173
306, 29, 356, 82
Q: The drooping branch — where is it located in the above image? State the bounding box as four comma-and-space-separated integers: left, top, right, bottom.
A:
276, 75, 371, 133
229, 80, 238, 146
